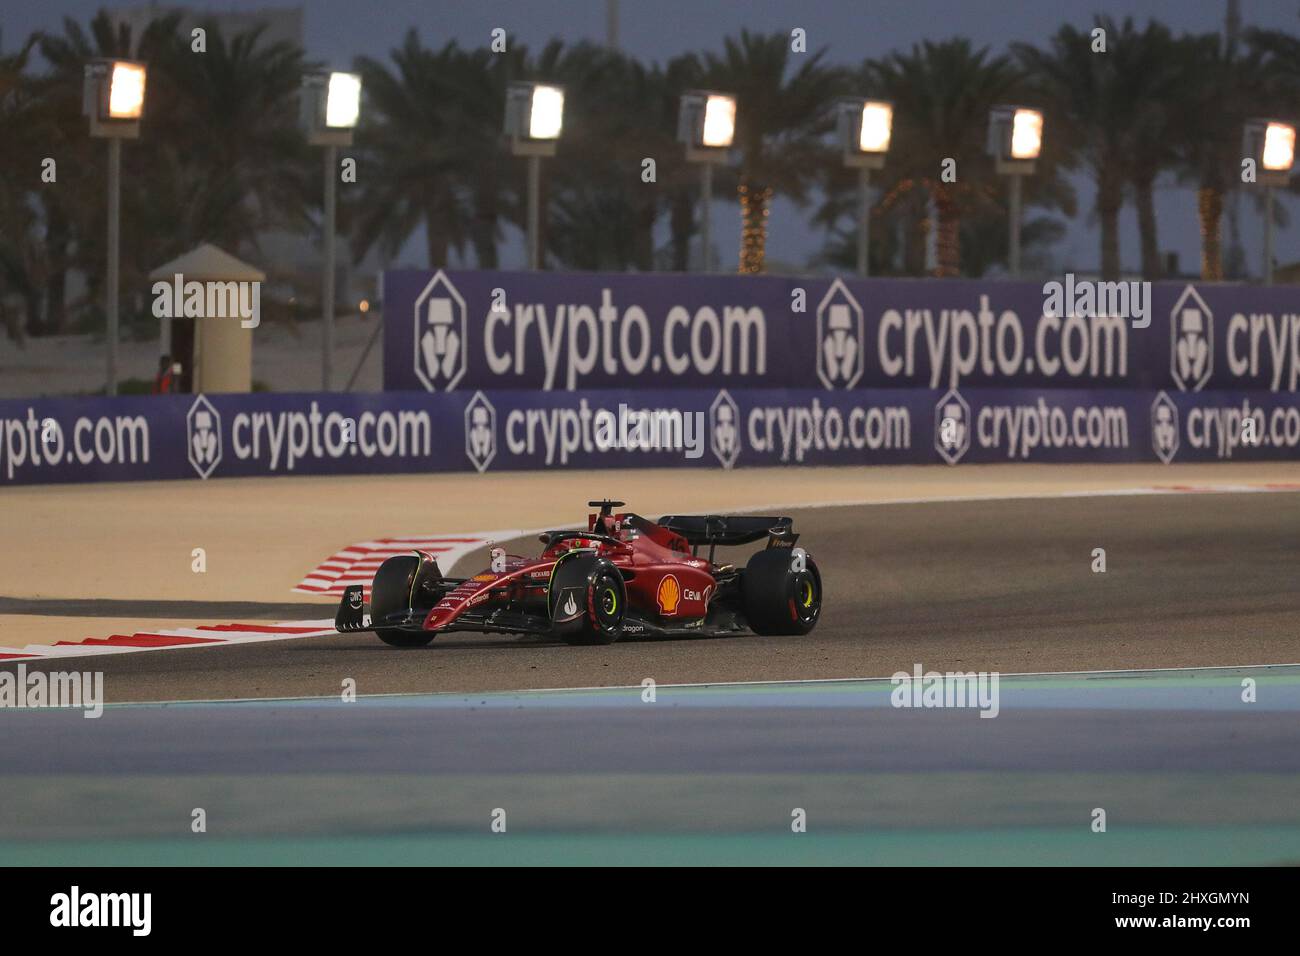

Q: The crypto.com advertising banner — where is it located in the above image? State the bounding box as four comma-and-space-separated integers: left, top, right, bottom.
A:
384, 270, 1300, 394
3, 387, 1298, 486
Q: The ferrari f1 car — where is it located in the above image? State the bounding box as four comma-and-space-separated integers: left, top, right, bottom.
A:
335, 500, 822, 647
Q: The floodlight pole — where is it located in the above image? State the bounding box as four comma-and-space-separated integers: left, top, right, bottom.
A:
857, 167, 871, 277
509, 142, 554, 272
85, 59, 147, 395
322, 143, 337, 389
1008, 172, 1023, 278
700, 163, 713, 273
106, 137, 122, 395
527, 154, 542, 270
1263, 185, 1275, 285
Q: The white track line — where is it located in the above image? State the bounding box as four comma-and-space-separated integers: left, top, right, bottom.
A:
107, 661, 1300, 707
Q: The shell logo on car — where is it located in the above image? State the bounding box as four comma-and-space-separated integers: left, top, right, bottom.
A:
657, 574, 681, 615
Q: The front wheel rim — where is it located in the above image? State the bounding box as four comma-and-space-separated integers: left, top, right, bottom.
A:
592, 573, 623, 629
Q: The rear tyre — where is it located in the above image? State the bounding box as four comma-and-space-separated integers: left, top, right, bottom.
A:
375, 628, 436, 648
742, 549, 822, 636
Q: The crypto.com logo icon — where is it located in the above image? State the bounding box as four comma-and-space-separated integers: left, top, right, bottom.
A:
414, 270, 467, 391
1150, 391, 1180, 464
934, 388, 970, 465
464, 391, 497, 473
186, 395, 222, 479
1170, 284, 1212, 392
710, 389, 741, 469
816, 278, 865, 389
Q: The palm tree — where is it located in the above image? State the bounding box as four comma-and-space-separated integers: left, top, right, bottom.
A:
544, 42, 701, 272
543, 41, 643, 270
148, 17, 310, 256
430, 42, 537, 268
701, 31, 839, 274
36, 11, 183, 331
868, 39, 1025, 277
1015, 18, 1183, 280
36, 12, 302, 331
0, 35, 46, 340
1119, 21, 1182, 279
352, 33, 482, 268
353, 32, 557, 269
1169, 31, 1260, 281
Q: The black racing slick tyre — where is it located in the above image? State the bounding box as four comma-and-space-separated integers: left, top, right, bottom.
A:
369, 551, 442, 648
375, 628, 436, 648
742, 548, 822, 636
549, 554, 626, 646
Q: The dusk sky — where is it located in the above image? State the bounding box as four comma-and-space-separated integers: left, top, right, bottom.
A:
6, 0, 1300, 276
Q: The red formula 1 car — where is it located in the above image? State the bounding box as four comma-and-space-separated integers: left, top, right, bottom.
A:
335, 500, 822, 647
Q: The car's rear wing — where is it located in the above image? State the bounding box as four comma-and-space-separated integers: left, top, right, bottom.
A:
657, 514, 796, 549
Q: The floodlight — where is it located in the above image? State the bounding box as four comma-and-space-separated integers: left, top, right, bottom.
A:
987, 106, 1045, 277
301, 71, 362, 147
1010, 108, 1043, 160
678, 91, 737, 161
528, 84, 564, 140
83, 59, 148, 137
836, 98, 892, 170
325, 72, 362, 129
701, 94, 736, 148
505, 81, 566, 156
1242, 119, 1295, 187
107, 62, 146, 120
988, 105, 1044, 170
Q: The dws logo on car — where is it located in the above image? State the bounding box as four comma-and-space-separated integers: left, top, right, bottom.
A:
464, 391, 497, 473
1150, 391, 1180, 464
1171, 285, 1212, 392
709, 389, 741, 469
414, 270, 468, 391
186, 395, 223, 478
816, 278, 866, 389
934, 388, 971, 465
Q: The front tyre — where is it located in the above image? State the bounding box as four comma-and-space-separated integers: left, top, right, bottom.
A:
742, 549, 822, 636
549, 554, 626, 646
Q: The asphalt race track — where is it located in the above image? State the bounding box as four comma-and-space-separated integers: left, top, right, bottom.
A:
4, 491, 1297, 699
2, 484, 1298, 865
